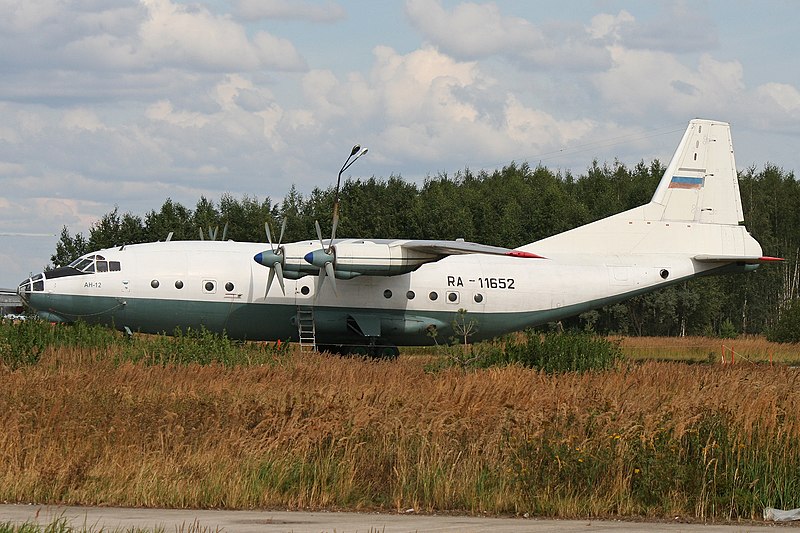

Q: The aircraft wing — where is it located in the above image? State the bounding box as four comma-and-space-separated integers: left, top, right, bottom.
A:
398, 240, 545, 258
693, 255, 783, 263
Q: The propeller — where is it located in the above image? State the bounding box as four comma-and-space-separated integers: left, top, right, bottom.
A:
308, 220, 337, 296
198, 222, 229, 241
254, 218, 287, 297
307, 144, 368, 296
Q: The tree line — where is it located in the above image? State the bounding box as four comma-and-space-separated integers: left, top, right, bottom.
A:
51, 160, 799, 337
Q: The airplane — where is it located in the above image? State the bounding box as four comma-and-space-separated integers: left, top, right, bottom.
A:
17, 119, 779, 357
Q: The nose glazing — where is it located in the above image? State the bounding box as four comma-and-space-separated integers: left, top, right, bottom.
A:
17, 272, 45, 304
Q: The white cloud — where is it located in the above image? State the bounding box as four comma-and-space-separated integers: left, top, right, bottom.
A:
139, 0, 306, 71
504, 95, 594, 147
587, 10, 635, 41
371, 45, 484, 124
62, 108, 108, 132
591, 47, 746, 118
0, 162, 25, 175
616, 2, 718, 54
405, 0, 542, 58
146, 100, 210, 128
756, 83, 800, 113
234, 0, 345, 22
405, 0, 610, 70
1, 0, 64, 33
0, 0, 307, 73
289, 45, 601, 167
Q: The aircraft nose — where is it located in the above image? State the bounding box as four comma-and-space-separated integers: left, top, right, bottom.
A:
17, 277, 32, 305
17, 272, 45, 306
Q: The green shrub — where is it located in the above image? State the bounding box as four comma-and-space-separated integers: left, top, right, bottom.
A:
0, 318, 289, 369
718, 318, 738, 339
0, 317, 50, 369
434, 330, 621, 373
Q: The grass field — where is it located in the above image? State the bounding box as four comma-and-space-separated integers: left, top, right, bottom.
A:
2, 326, 800, 521
617, 335, 799, 364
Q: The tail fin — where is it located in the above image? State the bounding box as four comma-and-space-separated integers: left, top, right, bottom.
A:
520, 118, 763, 259
651, 119, 744, 225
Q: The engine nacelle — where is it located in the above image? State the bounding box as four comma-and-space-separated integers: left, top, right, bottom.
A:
306, 240, 439, 278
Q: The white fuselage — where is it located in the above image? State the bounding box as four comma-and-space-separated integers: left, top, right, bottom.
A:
18, 239, 723, 346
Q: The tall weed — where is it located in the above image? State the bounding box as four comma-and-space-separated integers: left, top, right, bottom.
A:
0, 319, 288, 369
434, 331, 621, 373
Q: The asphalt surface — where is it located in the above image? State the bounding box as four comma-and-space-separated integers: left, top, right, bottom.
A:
0, 504, 789, 532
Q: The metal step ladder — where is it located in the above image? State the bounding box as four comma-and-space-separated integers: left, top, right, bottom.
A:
297, 306, 316, 352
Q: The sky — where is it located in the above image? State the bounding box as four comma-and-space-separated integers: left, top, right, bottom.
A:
1, 0, 799, 289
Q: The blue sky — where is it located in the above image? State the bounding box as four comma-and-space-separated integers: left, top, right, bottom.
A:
1, 0, 799, 289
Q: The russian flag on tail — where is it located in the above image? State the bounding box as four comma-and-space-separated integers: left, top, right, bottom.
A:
668, 176, 704, 189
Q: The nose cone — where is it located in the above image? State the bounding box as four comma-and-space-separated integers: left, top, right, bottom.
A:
304, 249, 334, 268
254, 250, 282, 267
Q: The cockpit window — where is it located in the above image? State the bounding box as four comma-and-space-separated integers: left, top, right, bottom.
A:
68, 255, 121, 273
74, 259, 93, 272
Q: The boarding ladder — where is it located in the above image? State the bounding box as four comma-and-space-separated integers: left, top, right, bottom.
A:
297, 305, 316, 352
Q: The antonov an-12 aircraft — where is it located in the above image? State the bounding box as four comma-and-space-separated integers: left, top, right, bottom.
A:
18, 119, 778, 356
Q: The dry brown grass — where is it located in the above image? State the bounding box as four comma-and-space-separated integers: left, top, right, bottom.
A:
617, 335, 800, 364
2, 344, 800, 519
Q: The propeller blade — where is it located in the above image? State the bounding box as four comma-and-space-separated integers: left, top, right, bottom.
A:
315, 220, 325, 249
277, 218, 286, 246
198, 227, 204, 241
265, 222, 274, 251
329, 215, 338, 253
274, 261, 286, 295
221, 222, 228, 241
324, 261, 337, 296
266, 268, 275, 298
317, 259, 327, 295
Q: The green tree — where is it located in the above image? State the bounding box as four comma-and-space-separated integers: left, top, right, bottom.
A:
768, 298, 800, 343
144, 198, 194, 241
50, 226, 88, 267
